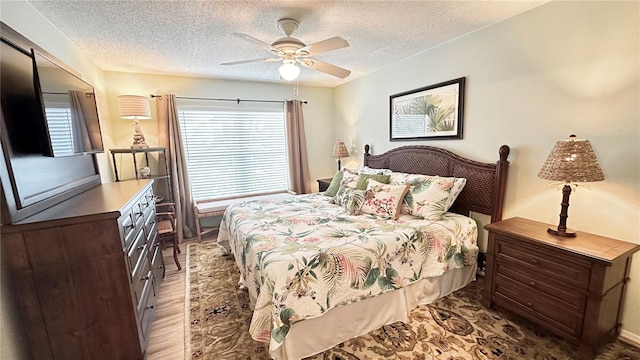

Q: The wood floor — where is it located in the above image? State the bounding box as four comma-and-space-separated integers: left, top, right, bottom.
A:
146, 241, 190, 360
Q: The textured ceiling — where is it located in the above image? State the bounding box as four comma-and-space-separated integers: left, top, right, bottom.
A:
28, 0, 547, 87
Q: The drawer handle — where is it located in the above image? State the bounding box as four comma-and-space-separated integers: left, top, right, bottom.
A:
529, 259, 538, 265
141, 275, 150, 281
155, 243, 160, 248
137, 245, 145, 250
145, 305, 154, 310
135, 211, 143, 217
157, 265, 164, 269
528, 281, 535, 287
126, 224, 135, 230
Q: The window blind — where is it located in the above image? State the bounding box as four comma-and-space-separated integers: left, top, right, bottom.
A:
44, 107, 74, 155
177, 105, 289, 201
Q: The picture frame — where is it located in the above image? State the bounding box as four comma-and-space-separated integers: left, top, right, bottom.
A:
390, 77, 465, 141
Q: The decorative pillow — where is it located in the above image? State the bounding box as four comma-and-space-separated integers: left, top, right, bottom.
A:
355, 174, 391, 190
350, 166, 392, 175
339, 170, 360, 189
334, 186, 368, 215
389, 171, 431, 185
404, 176, 467, 220
323, 171, 344, 197
360, 180, 410, 219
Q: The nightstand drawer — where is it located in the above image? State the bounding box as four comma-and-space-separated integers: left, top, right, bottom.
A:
496, 261, 585, 309
496, 235, 591, 289
495, 273, 582, 337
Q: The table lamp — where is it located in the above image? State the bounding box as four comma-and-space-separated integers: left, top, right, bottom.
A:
117, 95, 151, 149
538, 134, 604, 237
332, 139, 350, 171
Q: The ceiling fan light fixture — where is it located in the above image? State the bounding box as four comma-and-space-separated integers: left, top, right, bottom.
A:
279, 62, 300, 81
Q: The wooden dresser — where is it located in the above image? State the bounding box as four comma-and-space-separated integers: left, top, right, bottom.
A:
482, 217, 639, 357
1, 180, 164, 360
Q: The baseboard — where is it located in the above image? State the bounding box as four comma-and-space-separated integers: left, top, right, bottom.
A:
619, 330, 640, 347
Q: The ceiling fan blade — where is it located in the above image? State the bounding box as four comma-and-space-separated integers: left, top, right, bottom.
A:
298, 36, 349, 57
299, 58, 351, 79
220, 58, 280, 66
233, 33, 284, 56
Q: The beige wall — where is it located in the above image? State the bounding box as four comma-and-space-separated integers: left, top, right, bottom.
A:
334, 1, 640, 339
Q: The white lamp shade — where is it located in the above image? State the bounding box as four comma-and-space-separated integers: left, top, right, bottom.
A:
117, 95, 151, 119
279, 63, 300, 81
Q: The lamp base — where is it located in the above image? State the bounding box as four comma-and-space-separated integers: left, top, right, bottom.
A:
130, 142, 149, 149
547, 227, 576, 237
131, 119, 149, 149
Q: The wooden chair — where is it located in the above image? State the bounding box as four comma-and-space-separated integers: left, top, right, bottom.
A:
156, 202, 181, 270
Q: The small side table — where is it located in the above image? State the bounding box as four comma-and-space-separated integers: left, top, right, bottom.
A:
317, 177, 333, 192
483, 217, 639, 356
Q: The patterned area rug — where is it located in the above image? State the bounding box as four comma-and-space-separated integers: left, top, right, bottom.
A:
186, 241, 640, 360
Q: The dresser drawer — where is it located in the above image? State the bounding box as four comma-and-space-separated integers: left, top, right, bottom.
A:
140, 188, 153, 212
144, 210, 157, 242
120, 211, 137, 249
150, 239, 164, 292
494, 273, 583, 337
132, 202, 145, 230
496, 235, 591, 289
496, 261, 585, 309
137, 274, 156, 343
127, 230, 147, 274
131, 255, 151, 305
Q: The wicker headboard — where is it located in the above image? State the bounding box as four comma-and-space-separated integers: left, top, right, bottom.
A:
363, 144, 510, 222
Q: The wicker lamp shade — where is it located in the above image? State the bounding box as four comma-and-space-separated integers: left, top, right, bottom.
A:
538, 135, 604, 183
117, 95, 151, 148
331, 140, 350, 171
331, 140, 350, 158
538, 135, 604, 237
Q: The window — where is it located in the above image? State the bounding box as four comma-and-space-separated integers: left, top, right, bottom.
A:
177, 102, 289, 201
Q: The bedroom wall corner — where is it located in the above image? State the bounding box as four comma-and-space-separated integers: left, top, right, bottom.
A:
333, 0, 640, 338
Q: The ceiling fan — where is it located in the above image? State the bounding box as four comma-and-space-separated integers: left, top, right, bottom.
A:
221, 18, 351, 81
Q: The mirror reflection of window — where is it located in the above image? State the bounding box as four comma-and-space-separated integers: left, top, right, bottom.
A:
43, 104, 74, 155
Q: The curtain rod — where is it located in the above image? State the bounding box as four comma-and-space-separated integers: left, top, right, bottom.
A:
150, 94, 307, 104
42, 91, 94, 97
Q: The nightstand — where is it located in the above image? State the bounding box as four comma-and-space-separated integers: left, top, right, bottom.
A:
317, 177, 333, 192
482, 217, 639, 356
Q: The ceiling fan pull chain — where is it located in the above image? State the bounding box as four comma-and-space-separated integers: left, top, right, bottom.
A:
293, 80, 299, 98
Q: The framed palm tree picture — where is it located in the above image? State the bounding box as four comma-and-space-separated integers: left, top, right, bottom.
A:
390, 77, 465, 141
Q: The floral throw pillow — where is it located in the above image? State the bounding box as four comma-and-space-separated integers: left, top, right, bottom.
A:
339, 170, 360, 189
360, 179, 410, 219
334, 186, 369, 215
404, 176, 467, 220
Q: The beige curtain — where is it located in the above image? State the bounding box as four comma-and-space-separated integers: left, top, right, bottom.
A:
285, 100, 311, 194
156, 94, 195, 242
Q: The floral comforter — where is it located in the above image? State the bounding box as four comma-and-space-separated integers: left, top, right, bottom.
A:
218, 193, 478, 354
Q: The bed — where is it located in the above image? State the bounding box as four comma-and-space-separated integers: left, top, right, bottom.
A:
218, 143, 510, 359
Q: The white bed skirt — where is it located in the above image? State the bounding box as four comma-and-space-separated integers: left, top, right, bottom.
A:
271, 264, 477, 360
